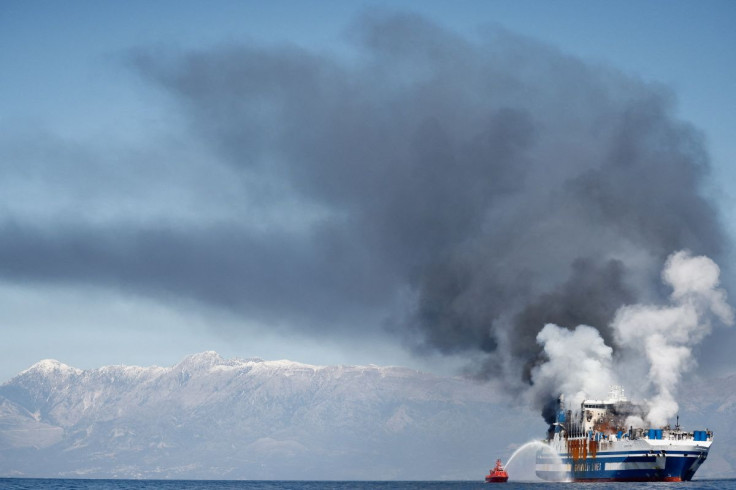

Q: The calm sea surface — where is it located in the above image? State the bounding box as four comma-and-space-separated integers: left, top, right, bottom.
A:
1, 481, 735, 490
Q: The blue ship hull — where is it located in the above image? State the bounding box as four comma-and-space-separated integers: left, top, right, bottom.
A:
536, 448, 708, 482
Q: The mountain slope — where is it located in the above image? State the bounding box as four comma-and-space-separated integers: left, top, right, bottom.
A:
2, 352, 733, 480
0, 352, 541, 479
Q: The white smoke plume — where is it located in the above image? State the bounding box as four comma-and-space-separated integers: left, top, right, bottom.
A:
531, 250, 733, 427
613, 250, 734, 426
531, 324, 615, 407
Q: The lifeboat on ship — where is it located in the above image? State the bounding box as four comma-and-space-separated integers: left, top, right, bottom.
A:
485, 459, 509, 483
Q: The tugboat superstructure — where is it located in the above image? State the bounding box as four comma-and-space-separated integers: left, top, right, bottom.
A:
536, 386, 712, 482
485, 459, 509, 483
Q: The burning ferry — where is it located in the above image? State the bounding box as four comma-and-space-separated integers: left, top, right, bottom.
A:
536, 386, 712, 482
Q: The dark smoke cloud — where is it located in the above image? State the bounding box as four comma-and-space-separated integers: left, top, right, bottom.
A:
510, 258, 634, 380
0, 13, 726, 387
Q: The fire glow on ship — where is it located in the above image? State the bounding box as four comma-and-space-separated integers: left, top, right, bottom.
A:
536, 386, 712, 482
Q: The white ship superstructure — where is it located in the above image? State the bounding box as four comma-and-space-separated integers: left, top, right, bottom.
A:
536, 387, 712, 482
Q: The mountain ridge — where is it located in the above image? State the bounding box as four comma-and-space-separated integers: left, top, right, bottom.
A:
1, 352, 734, 480
1, 351, 531, 479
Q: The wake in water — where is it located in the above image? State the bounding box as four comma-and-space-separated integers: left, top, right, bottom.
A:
504, 440, 570, 482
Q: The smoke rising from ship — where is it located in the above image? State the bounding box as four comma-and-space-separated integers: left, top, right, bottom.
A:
0, 13, 731, 416
531, 251, 733, 426
130, 13, 723, 347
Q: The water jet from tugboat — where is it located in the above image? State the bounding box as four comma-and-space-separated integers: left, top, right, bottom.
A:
504, 440, 569, 482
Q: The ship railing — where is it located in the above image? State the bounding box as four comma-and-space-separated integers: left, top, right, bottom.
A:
641, 429, 711, 442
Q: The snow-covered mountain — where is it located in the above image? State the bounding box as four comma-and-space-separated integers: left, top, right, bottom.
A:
2, 352, 734, 480
0, 352, 542, 479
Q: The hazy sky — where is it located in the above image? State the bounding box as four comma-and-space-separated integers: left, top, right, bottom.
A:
2, 0, 735, 383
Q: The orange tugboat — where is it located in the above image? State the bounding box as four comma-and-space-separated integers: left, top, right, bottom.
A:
485, 459, 509, 483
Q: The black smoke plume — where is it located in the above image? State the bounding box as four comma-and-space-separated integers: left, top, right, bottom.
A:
0, 12, 726, 400
130, 13, 723, 387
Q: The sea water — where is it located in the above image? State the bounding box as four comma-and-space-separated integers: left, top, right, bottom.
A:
1, 480, 735, 490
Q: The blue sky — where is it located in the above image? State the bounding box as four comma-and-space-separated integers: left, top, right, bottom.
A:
1, 0, 735, 383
